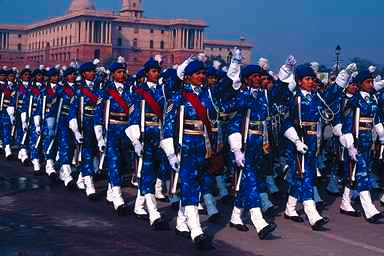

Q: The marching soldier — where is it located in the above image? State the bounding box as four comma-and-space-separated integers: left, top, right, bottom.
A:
339, 70, 384, 223
68, 62, 103, 200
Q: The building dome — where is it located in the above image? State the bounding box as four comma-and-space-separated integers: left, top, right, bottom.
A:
67, 0, 95, 13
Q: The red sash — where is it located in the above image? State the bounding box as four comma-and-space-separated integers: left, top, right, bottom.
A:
134, 87, 163, 118
18, 84, 26, 95
2, 86, 12, 98
63, 86, 74, 97
30, 86, 40, 97
107, 88, 130, 115
79, 85, 98, 104
46, 86, 55, 97
182, 90, 212, 133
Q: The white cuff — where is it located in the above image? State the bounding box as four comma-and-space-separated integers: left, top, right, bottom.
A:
69, 118, 79, 133
160, 137, 175, 156
332, 124, 343, 137
228, 132, 242, 152
125, 124, 140, 142
21, 112, 27, 123
94, 125, 103, 141
374, 123, 384, 138
339, 133, 354, 148
6, 106, 14, 116
284, 127, 300, 144
335, 70, 350, 88
33, 115, 41, 127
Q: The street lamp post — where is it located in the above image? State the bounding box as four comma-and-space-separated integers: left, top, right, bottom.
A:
335, 44, 341, 74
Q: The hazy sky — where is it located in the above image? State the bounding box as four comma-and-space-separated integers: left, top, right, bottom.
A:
0, 0, 383, 69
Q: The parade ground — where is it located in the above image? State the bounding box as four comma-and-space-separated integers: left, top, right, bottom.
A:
0, 155, 383, 256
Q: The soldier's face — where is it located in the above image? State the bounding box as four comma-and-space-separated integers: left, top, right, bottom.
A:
246, 73, 262, 88
0, 75, 6, 81
82, 70, 96, 81
21, 72, 31, 81
207, 75, 218, 87
65, 73, 76, 83
35, 74, 43, 82
8, 74, 16, 82
113, 69, 126, 83
346, 83, 358, 95
50, 75, 59, 84
360, 79, 373, 93
299, 76, 316, 91
146, 68, 160, 83
188, 70, 206, 86
261, 76, 273, 89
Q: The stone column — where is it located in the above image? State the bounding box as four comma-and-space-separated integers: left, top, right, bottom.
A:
101, 21, 104, 44
0, 32, 2, 49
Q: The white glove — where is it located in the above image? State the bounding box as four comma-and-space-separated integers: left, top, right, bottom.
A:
233, 149, 245, 167
335, 69, 350, 88
284, 127, 308, 154
348, 146, 358, 161
125, 125, 140, 142
21, 112, 27, 123
176, 55, 194, 80
197, 53, 207, 63
93, 58, 100, 65
339, 133, 354, 149
33, 115, 41, 128
332, 124, 343, 137
167, 153, 180, 172
374, 79, 384, 92
286, 54, 296, 67
22, 121, 28, 132
258, 57, 269, 71
35, 125, 41, 135
74, 131, 83, 144
98, 137, 106, 152
6, 106, 14, 117
345, 63, 357, 75
132, 139, 143, 157
9, 115, 16, 126
154, 54, 163, 63
368, 65, 376, 73
94, 125, 105, 152
295, 141, 308, 154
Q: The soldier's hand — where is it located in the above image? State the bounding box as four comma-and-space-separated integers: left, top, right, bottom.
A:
132, 139, 143, 157
22, 122, 28, 132
35, 125, 41, 135
233, 150, 245, 167
167, 153, 180, 172
74, 131, 83, 144
345, 63, 357, 75
98, 138, 106, 152
348, 146, 358, 161
295, 141, 308, 154
286, 54, 297, 67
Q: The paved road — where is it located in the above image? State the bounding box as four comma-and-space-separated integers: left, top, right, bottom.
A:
0, 156, 383, 256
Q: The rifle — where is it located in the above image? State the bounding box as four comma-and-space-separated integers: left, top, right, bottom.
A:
0, 92, 4, 111
136, 100, 145, 179
235, 108, 251, 192
35, 95, 47, 149
21, 95, 33, 145
75, 96, 84, 165
46, 98, 63, 155
349, 107, 360, 185
295, 96, 305, 179
170, 105, 185, 194
98, 99, 110, 170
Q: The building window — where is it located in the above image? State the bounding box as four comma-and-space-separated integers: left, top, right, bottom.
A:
65, 37, 68, 45
134, 27, 139, 34
18, 34, 22, 38
133, 38, 138, 48
161, 30, 164, 34
149, 40, 154, 49
160, 40, 164, 49
133, 57, 138, 62
150, 29, 154, 34
117, 37, 122, 47
118, 26, 122, 31
94, 49, 100, 59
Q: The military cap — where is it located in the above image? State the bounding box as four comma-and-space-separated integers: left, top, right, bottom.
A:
79, 62, 96, 74
184, 60, 206, 76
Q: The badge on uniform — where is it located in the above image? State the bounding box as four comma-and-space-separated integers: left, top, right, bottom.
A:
129, 104, 135, 115
166, 100, 173, 113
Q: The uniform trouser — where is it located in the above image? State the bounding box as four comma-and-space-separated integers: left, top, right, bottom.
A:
286, 144, 316, 202
43, 117, 57, 161
345, 149, 374, 193
0, 112, 12, 146
139, 127, 169, 195
259, 152, 274, 193
179, 135, 215, 206
234, 135, 263, 209
58, 116, 75, 165
15, 111, 24, 147
106, 124, 131, 187
79, 118, 98, 177
29, 123, 42, 160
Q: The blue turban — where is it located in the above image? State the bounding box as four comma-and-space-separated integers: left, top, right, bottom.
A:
354, 70, 373, 85
110, 62, 127, 73
143, 58, 161, 72
47, 67, 60, 77
63, 67, 77, 77
79, 62, 96, 74
184, 60, 205, 76
241, 64, 263, 79
295, 64, 316, 82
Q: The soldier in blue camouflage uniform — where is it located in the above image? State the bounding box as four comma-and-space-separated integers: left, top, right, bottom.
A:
93, 61, 138, 215
56, 67, 78, 190
339, 70, 384, 223
160, 59, 239, 250
36, 67, 61, 180
226, 64, 278, 238
127, 58, 171, 229
68, 62, 103, 200
0, 69, 17, 159
282, 64, 343, 230
16, 67, 32, 166
23, 68, 46, 175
